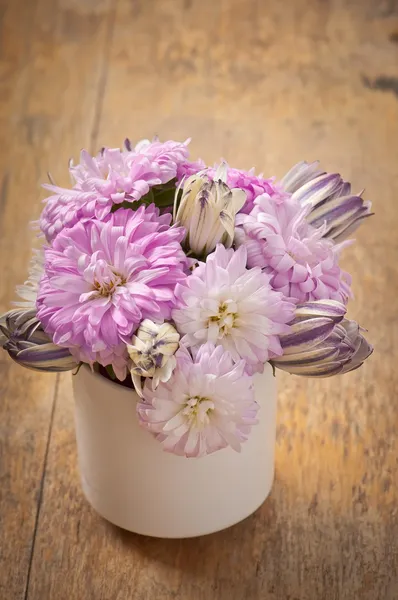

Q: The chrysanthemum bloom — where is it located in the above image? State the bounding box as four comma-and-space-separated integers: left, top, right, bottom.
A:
36, 206, 188, 380
280, 161, 373, 242
235, 194, 352, 304
207, 164, 287, 214
40, 138, 204, 242
271, 300, 373, 376
137, 343, 259, 457
131, 137, 204, 182
172, 244, 295, 371
127, 319, 180, 396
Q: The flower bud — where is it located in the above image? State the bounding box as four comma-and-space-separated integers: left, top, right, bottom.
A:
271, 300, 372, 376
280, 163, 373, 242
127, 319, 180, 396
174, 163, 246, 257
0, 308, 77, 372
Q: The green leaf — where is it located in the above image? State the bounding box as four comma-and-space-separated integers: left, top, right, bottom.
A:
144, 188, 155, 204
105, 364, 117, 380
110, 179, 181, 213
154, 178, 178, 192
153, 188, 176, 207
110, 201, 137, 213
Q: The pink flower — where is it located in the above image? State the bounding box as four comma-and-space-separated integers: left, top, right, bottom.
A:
40, 138, 203, 242
36, 206, 188, 380
207, 164, 288, 214
137, 343, 258, 457
132, 137, 204, 182
235, 194, 352, 304
172, 244, 295, 370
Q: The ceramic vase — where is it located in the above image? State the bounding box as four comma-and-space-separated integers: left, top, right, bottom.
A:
72, 364, 277, 538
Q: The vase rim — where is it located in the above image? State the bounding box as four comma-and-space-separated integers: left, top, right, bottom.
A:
79, 363, 137, 397
78, 360, 273, 399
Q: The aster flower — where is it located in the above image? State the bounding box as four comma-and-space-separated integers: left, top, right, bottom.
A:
127, 319, 180, 396
36, 206, 188, 381
271, 300, 373, 376
280, 162, 373, 242
174, 163, 246, 258
132, 137, 205, 182
40, 137, 203, 242
137, 343, 258, 457
172, 244, 295, 371
0, 309, 77, 372
235, 194, 352, 304
207, 164, 287, 214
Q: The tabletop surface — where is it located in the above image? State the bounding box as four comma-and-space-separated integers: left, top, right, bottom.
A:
1, 0, 397, 598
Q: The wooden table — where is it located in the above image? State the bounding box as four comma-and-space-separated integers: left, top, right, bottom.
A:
1, 1, 397, 598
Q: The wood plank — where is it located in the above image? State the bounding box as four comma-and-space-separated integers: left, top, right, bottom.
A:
0, 2, 55, 598
0, 0, 114, 598
24, 0, 398, 598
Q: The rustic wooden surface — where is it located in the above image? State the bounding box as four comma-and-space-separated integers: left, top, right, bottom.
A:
0, 0, 397, 598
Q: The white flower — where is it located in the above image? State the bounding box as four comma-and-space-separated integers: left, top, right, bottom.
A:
173, 162, 246, 257
127, 319, 180, 396
14, 248, 44, 309
137, 343, 258, 457
172, 244, 295, 371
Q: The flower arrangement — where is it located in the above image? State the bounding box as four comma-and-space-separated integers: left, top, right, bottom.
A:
0, 137, 373, 458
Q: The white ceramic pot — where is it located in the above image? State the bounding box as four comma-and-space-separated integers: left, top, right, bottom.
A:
72, 364, 277, 538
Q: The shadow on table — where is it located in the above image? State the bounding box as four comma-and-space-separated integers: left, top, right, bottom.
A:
105, 493, 278, 576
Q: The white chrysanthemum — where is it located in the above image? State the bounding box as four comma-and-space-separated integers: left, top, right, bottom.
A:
172, 244, 295, 371
14, 248, 44, 309
137, 343, 258, 457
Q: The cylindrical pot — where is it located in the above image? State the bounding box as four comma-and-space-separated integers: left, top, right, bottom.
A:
72, 364, 277, 538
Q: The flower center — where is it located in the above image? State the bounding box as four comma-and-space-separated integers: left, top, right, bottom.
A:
286, 249, 298, 261
182, 396, 215, 428
208, 301, 238, 338
93, 269, 126, 297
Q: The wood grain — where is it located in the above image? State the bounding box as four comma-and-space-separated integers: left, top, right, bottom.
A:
0, 0, 115, 597
1, 0, 398, 598
0, 2, 56, 598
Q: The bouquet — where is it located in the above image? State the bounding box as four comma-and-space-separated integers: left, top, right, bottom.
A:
0, 137, 373, 458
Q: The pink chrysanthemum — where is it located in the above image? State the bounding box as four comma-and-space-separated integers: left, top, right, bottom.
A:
207, 165, 288, 214
137, 343, 258, 457
132, 137, 204, 181
36, 206, 188, 380
172, 244, 295, 371
235, 194, 352, 304
40, 138, 204, 242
